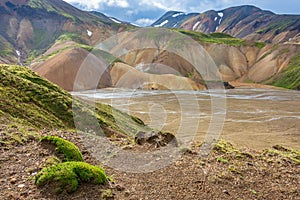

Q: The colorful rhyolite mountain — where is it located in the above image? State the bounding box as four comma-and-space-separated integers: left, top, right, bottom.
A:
0, 1, 299, 90
152, 5, 300, 44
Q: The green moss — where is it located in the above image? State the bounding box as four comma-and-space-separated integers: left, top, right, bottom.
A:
213, 140, 253, 159
175, 29, 265, 48
254, 42, 266, 49
217, 157, 229, 164
40, 136, 83, 162
28, 0, 75, 21
0, 64, 151, 138
35, 162, 106, 193
0, 122, 38, 145
263, 145, 300, 165
56, 32, 84, 44
267, 53, 300, 89
256, 19, 298, 35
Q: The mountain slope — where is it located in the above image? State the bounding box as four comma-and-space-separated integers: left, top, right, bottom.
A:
0, 64, 148, 134
0, 0, 130, 65
152, 5, 300, 44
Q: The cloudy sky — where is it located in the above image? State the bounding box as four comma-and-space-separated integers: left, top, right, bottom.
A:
64, 0, 300, 26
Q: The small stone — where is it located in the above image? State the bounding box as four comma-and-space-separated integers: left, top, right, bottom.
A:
223, 189, 230, 195
10, 178, 17, 184
115, 184, 125, 191
17, 184, 25, 188
124, 190, 130, 197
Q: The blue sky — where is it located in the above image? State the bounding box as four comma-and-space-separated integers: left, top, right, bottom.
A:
64, 0, 300, 26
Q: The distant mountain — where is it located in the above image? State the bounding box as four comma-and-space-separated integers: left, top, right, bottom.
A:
0, 0, 132, 64
152, 5, 300, 44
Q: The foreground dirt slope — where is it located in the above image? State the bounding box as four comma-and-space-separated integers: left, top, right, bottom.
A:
1, 128, 299, 199
0, 64, 299, 199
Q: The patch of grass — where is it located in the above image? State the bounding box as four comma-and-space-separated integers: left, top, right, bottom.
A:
35, 162, 106, 193
40, 136, 83, 162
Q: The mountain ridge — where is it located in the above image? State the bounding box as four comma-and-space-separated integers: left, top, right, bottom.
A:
152, 5, 300, 44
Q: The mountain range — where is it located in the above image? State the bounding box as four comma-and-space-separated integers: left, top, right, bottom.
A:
152, 5, 300, 44
0, 0, 299, 90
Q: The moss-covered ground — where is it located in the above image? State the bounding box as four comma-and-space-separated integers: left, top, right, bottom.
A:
0, 64, 149, 139
175, 29, 266, 48
266, 53, 300, 90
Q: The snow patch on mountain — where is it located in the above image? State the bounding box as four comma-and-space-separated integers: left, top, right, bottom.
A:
110, 18, 121, 24
218, 12, 223, 24
172, 12, 184, 18
154, 20, 169, 27
15, 50, 21, 56
87, 30, 93, 37
193, 21, 201, 31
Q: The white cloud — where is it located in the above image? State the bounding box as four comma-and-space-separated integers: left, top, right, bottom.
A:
64, 0, 129, 10
107, 0, 129, 8
138, 0, 185, 11
135, 18, 155, 26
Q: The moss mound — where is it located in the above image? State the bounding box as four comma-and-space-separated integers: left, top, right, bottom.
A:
35, 162, 106, 193
40, 136, 83, 162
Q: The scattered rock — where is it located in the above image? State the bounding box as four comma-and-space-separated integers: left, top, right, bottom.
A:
135, 131, 177, 147
17, 184, 25, 188
115, 184, 125, 191
10, 178, 17, 184
223, 189, 230, 195
223, 82, 235, 89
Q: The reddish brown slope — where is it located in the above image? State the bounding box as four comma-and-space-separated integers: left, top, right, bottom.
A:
32, 47, 112, 91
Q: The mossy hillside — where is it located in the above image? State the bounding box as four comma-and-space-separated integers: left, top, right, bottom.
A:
0, 64, 150, 136
256, 18, 299, 35
267, 53, 300, 89
0, 36, 16, 62
28, 0, 76, 21
0, 65, 73, 128
40, 136, 83, 162
35, 161, 106, 193
175, 29, 266, 48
